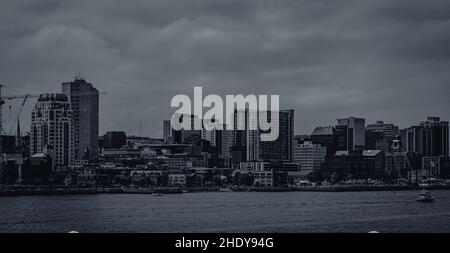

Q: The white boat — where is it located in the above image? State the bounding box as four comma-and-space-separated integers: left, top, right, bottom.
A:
416, 189, 434, 203
152, 192, 163, 197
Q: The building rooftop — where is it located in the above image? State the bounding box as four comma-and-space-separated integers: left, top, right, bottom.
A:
362, 150, 383, 156
37, 93, 68, 102
311, 126, 334, 136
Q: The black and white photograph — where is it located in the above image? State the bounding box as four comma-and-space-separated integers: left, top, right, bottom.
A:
0, 0, 449, 250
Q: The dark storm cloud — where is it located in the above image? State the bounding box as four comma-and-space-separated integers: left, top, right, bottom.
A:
1, 0, 449, 137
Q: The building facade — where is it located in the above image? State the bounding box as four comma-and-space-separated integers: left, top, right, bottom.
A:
103, 131, 126, 149
62, 77, 99, 162
402, 117, 449, 157
30, 94, 74, 167
336, 117, 366, 151
292, 141, 326, 176
260, 109, 294, 162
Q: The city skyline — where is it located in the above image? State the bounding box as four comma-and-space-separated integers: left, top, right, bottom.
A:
1, 0, 449, 137
2, 78, 450, 140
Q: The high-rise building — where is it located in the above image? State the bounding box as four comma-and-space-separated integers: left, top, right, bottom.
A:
103, 131, 126, 149
62, 76, 99, 162
163, 120, 172, 144
292, 141, 326, 176
246, 110, 260, 161
30, 94, 74, 168
336, 117, 365, 151
260, 109, 294, 162
402, 117, 449, 157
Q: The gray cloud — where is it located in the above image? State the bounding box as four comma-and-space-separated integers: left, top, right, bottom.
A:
0, 0, 449, 137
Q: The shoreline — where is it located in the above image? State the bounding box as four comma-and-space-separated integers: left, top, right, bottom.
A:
1, 184, 450, 197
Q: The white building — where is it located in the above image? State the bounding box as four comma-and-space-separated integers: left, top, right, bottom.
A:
292, 141, 326, 176
30, 94, 74, 168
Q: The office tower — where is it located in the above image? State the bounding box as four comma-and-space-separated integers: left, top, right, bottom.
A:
366, 121, 399, 140
246, 110, 260, 161
221, 127, 234, 167
260, 109, 294, 162
103, 131, 126, 149
292, 141, 326, 176
163, 120, 172, 144
365, 120, 400, 151
310, 126, 335, 156
402, 116, 449, 157
336, 117, 365, 151
30, 94, 74, 167
62, 76, 99, 162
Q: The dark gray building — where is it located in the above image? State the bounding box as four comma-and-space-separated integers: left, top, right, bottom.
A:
310, 126, 335, 156
103, 131, 126, 149
62, 76, 99, 162
260, 109, 294, 162
336, 117, 366, 151
402, 116, 449, 157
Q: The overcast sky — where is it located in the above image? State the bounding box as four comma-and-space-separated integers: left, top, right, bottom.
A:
1, 0, 449, 137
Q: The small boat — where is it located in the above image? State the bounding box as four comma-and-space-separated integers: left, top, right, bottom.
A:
152, 192, 164, 197
416, 189, 434, 203
219, 187, 233, 192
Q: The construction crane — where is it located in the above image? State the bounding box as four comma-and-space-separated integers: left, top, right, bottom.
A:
0, 83, 107, 136
0, 84, 40, 135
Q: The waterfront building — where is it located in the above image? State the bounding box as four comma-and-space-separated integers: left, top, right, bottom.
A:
62, 76, 99, 162
322, 150, 384, 181
402, 117, 449, 157
292, 141, 326, 177
168, 174, 186, 187
30, 94, 74, 168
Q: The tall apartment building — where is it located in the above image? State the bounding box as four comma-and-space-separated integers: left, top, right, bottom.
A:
62, 77, 99, 162
30, 94, 74, 168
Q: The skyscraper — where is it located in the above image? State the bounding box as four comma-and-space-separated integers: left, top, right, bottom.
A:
30, 94, 74, 168
402, 117, 449, 157
336, 117, 365, 151
260, 109, 294, 162
62, 76, 99, 162
163, 120, 172, 144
